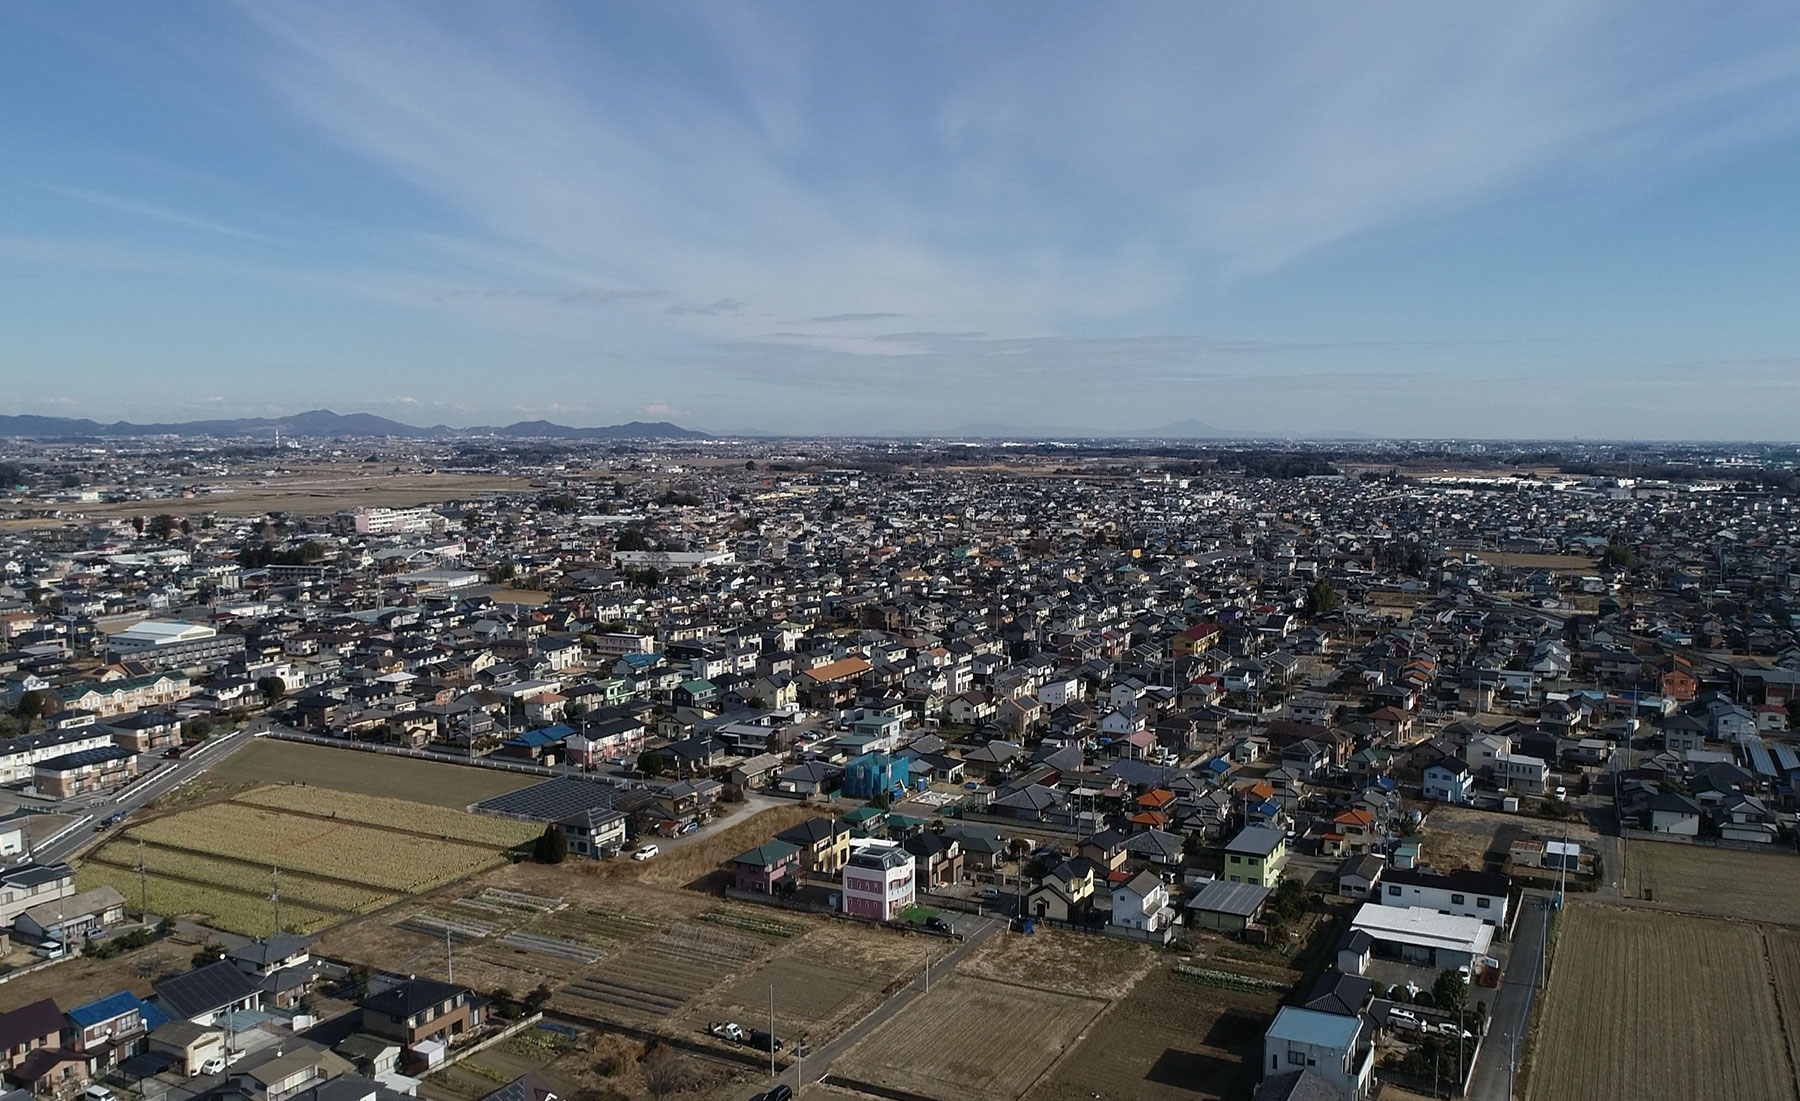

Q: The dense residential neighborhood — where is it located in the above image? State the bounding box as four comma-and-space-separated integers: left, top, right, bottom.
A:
0, 433, 1798, 1101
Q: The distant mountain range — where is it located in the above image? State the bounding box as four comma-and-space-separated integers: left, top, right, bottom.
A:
0, 409, 709, 441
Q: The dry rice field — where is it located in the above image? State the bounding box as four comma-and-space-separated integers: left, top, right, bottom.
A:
837, 974, 1108, 1101
1529, 904, 1798, 1101
1629, 843, 1800, 925
77, 783, 529, 936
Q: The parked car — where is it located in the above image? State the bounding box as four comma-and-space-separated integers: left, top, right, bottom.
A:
633, 844, 659, 861
708, 1021, 746, 1043
748, 1028, 784, 1053
678, 821, 700, 835
197, 1057, 227, 1076
925, 916, 952, 933
754, 1085, 793, 1101
83, 1087, 117, 1101
977, 886, 1001, 900
1553, 785, 1568, 800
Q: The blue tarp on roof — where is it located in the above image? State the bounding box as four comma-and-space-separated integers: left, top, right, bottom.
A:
505, 726, 571, 748
68, 991, 167, 1030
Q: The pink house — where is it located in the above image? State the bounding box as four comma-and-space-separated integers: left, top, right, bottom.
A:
732, 841, 802, 894
841, 842, 915, 921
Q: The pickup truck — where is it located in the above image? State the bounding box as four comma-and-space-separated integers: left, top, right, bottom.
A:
708, 1022, 746, 1043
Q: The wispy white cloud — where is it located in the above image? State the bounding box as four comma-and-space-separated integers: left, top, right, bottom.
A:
50, 186, 289, 246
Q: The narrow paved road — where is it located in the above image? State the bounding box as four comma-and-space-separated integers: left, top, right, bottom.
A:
1467, 892, 1551, 1101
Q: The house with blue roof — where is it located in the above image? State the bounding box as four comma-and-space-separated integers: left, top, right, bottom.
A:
498, 724, 573, 763
66, 991, 167, 1069
1262, 1005, 1372, 1097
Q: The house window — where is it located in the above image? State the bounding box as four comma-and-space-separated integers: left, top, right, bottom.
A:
1478, 897, 1491, 909
1387, 885, 1401, 897
1288, 1051, 1307, 1066
1451, 894, 1465, 905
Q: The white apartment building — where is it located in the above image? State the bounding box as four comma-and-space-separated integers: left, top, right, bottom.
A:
350, 506, 442, 536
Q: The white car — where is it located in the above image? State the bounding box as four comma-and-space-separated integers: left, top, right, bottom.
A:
632, 844, 659, 861
197, 1057, 227, 1076
977, 886, 1001, 900
1553, 785, 1568, 800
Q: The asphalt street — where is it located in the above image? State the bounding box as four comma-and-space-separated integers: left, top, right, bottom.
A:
1467, 892, 1552, 1101
28, 724, 257, 866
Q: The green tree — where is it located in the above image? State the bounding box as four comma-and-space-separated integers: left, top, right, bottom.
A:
615, 528, 652, 553
147, 514, 178, 539
534, 824, 568, 864
1433, 968, 1467, 1013
1305, 580, 1338, 618
131, 515, 145, 535
256, 676, 287, 705
637, 750, 667, 777
298, 540, 329, 563
487, 563, 517, 584
15, 689, 52, 721
186, 716, 214, 739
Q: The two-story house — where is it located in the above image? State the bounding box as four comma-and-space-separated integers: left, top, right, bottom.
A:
154, 961, 263, 1026
775, 817, 854, 877
1378, 867, 1510, 925
0, 999, 65, 1075
1262, 1006, 1373, 1098
1109, 870, 1174, 943
361, 978, 483, 1048
1223, 826, 1288, 888
65, 992, 167, 1071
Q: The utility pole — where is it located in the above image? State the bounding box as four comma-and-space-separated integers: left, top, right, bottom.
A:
769, 984, 776, 1078
446, 926, 455, 983
137, 840, 147, 922
269, 866, 281, 936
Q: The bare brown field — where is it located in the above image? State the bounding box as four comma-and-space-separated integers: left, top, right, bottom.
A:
558, 920, 783, 1025
837, 974, 1107, 1101
957, 926, 1158, 999
0, 935, 194, 1007
67, 469, 526, 519
1422, 805, 1597, 872
1629, 842, 1800, 925
1768, 928, 1800, 1091
1029, 965, 1282, 1101
1528, 904, 1796, 1101
207, 739, 537, 808
706, 920, 927, 1044
1471, 551, 1598, 572
609, 804, 821, 888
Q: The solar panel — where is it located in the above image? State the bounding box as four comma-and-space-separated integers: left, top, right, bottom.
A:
473, 778, 620, 822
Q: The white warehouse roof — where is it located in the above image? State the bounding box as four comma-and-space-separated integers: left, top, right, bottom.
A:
1351, 903, 1494, 958
111, 620, 216, 646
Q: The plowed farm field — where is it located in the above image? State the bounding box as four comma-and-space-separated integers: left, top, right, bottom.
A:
1529, 904, 1799, 1101
836, 974, 1107, 1101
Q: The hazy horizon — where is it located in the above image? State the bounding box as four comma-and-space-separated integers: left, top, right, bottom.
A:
5, 4, 1800, 439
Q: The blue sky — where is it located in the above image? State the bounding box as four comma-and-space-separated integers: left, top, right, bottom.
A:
4, 2, 1800, 438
